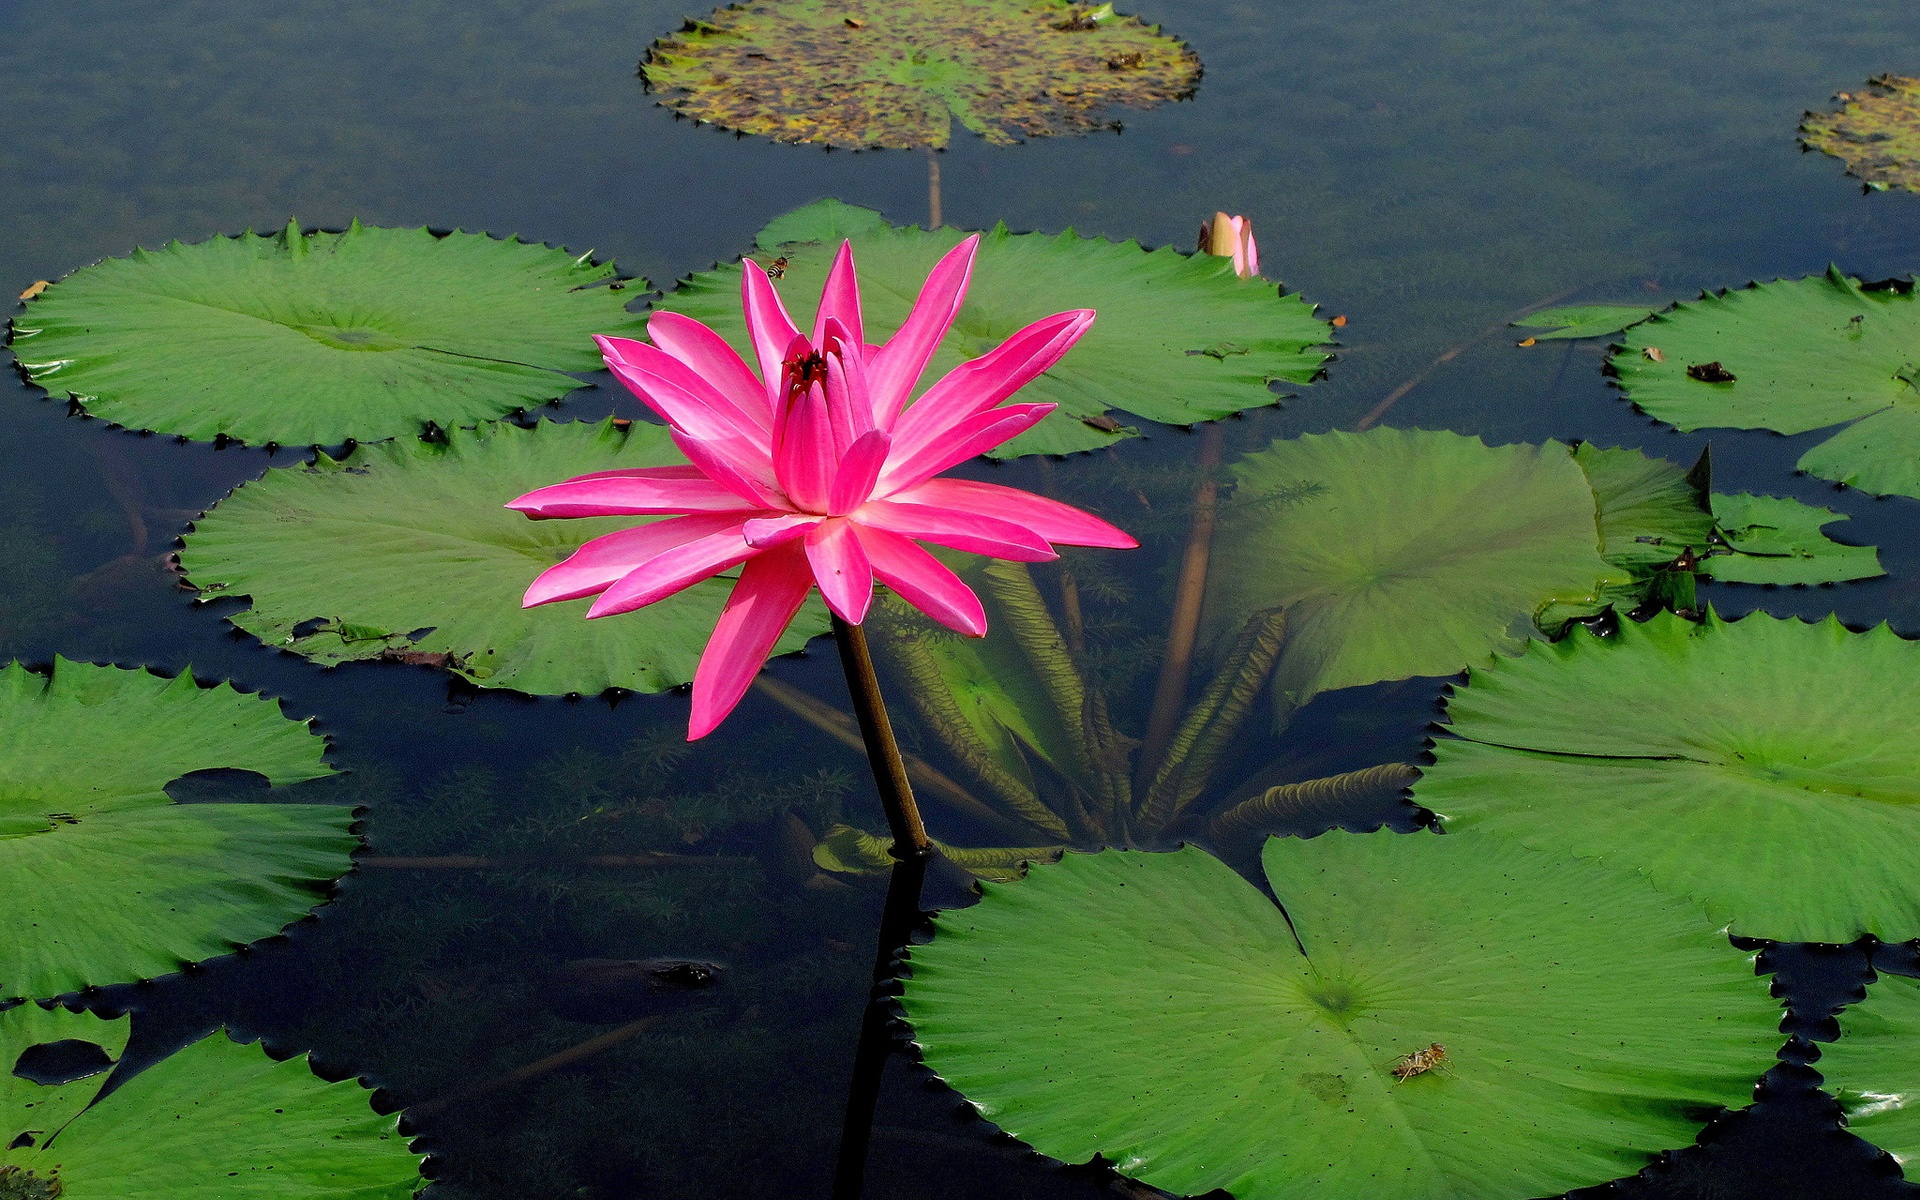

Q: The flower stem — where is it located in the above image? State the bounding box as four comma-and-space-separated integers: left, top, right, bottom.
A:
830, 614, 932, 1200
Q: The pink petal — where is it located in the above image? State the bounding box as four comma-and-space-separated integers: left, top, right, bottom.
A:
604, 356, 767, 453
669, 429, 787, 511
598, 335, 768, 438
559, 465, 707, 484
523, 513, 752, 607
586, 525, 760, 618
868, 235, 979, 426
805, 517, 874, 624
854, 499, 1057, 562
856, 526, 986, 637
822, 316, 876, 444
890, 309, 1093, 461
1236, 222, 1258, 278
645, 311, 773, 427
886, 478, 1137, 548
742, 259, 801, 406
829, 429, 891, 516
774, 379, 834, 512
875, 402, 1055, 495
810, 241, 865, 350
688, 543, 817, 739
507, 474, 761, 519
743, 513, 822, 547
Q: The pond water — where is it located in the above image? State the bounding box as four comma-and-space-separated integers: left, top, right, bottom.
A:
4, 1, 1920, 1197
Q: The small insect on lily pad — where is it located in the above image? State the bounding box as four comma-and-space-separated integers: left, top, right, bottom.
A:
660, 200, 1333, 456
0, 657, 350, 1002
8, 219, 647, 446
1611, 267, 1920, 499
904, 831, 1778, 1200
642, 0, 1200, 150
178, 418, 829, 697
0, 1005, 423, 1199
1800, 74, 1920, 192
1703, 492, 1884, 585
1511, 303, 1661, 341
1820, 972, 1920, 1179
1419, 609, 1920, 943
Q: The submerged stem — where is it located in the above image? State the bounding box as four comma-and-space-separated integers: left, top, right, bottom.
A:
1137, 423, 1224, 793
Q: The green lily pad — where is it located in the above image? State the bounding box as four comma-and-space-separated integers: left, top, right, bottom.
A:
642, 0, 1200, 150
1513, 303, 1660, 340
8, 219, 646, 446
1704, 492, 1884, 585
1800, 75, 1920, 193
1611, 267, 1920, 499
658, 200, 1332, 457
1819, 972, 1920, 1177
1419, 609, 1920, 942
904, 831, 1778, 1200
178, 418, 829, 697
0, 657, 350, 1002
1204, 428, 1625, 721
1, 1005, 421, 1198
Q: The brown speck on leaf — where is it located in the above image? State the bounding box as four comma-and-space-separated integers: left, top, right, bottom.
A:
1080, 413, 1122, 432
19, 280, 49, 301
1686, 361, 1736, 383
382, 649, 451, 668
1642, 346, 1666, 362
843, 16, 865, 27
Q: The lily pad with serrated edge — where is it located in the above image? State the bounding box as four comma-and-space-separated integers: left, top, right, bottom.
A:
642, 0, 1200, 151
1818, 972, 1920, 1178
1800, 75, 1920, 193
0, 1005, 422, 1199
0, 657, 349, 1002
903, 831, 1778, 1200
1418, 609, 1920, 943
1203, 428, 1626, 723
8, 219, 646, 446
1704, 492, 1884, 585
659, 199, 1332, 457
178, 418, 829, 697
1612, 267, 1920, 499
1513, 303, 1660, 340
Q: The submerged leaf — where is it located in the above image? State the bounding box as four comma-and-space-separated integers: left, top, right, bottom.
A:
904, 831, 1777, 1200
1420, 610, 1920, 942
1800, 74, 1920, 192
0, 1006, 422, 1198
0, 658, 347, 1001
660, 200, 1331, 456
179, 418, 829, 697
642, 0, 1200, 150
8, 221, 645, 446
1512, 302, 1659, 340
1704, 492, 1884, 585
1611, 267, 1920, 498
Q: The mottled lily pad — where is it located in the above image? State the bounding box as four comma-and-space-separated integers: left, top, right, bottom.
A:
1, 1005, 422, 1199
178, 418, 829, 697
660, 200, 1332, 457
643, 0, 1200, 150
1800, 75, 1920, 192
8, 220, 646, 446
1205, 428, 1626, 722
1820, 972, 1920, 1178
904, 832, 1777, 1200
0, 657, 349, 1002
1612, 267, 1920, 499
1704, 492, 1884, 585
1513, 303, 1660, 340
1420, 610, 1920, 943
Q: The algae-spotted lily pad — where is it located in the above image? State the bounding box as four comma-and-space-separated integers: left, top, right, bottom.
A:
1611, 267, 1920, 499
9, 220, 646, 446
179, 418, 829, 696
1512, 303, 1660, 340
1800, 75, 1920, 192
1819, 972, 1920, 1177
0, 657, 349, 1002
1419, 610, 1920, 943
1704, 492, 1884, 585
1, 1005, 421, 1198
904, 831, 1777, 1200
661, 200, 1332, 457
1204, 428, 1630, 722
643, 0, 1199, 150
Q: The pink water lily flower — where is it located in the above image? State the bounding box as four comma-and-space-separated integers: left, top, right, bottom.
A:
509, 236, 1137, 739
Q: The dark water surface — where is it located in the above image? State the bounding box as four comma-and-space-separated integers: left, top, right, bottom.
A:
4, 2, 1920, 1197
